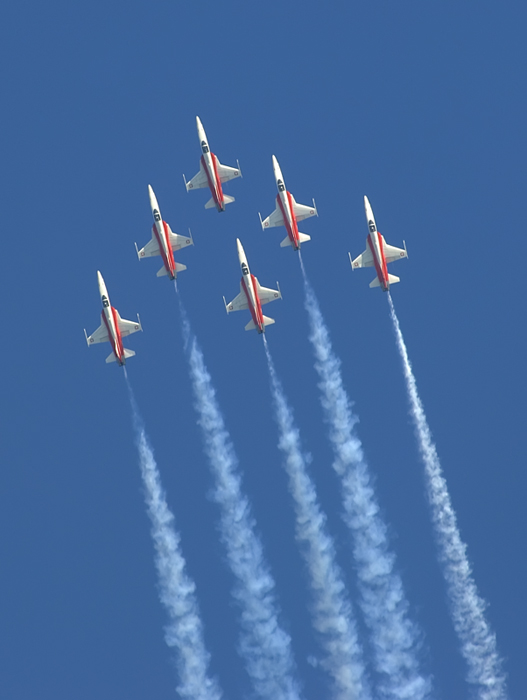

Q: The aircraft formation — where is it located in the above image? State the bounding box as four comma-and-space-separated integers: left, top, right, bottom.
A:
82, 118, 508, 700
85, 116, 408, 363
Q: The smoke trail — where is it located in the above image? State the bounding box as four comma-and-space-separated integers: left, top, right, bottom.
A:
179, 308, 301, 700
125, 377, 222, 700
263, 336, 371, 700
300, 261, 430, 700
387, 294, 507, 700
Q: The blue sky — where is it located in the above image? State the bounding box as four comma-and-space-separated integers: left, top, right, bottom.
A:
0, 1, 525, 698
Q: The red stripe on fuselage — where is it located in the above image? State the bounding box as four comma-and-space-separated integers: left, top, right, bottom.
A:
201, 154, 225, 211
367, 232, 389, 291
241, 274, 264, 332
153, 222, 175, 279
277, 191, 299, 249
102, 307, 124, 364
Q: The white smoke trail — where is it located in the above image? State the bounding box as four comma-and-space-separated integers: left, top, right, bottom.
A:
125, 378, 222, 700
387, 294, 507, 700
300, 262, 430, 700
263, 337, 371, 700
180, 311, 301, 700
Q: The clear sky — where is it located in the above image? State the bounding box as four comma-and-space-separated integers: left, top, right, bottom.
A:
0, 1, 525, 698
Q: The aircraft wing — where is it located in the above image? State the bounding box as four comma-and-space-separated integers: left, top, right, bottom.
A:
86, 323, 110, 345
383, 239, 407, 264
225, 291, 249, 312
116, 311, 142, 337
214, 156, 241, 183
185, 162, 209, 190
256, 278, 281, 306
291, 195, 317, 222
167, 225, 194, 252
137, 236, 161, 259
261, 205, 285, 229
351, 247, 374, 268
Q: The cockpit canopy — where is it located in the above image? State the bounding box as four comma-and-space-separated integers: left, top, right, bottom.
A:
277, 179, 285, 192
102, 295, 110, 308
201, 140, 209, 154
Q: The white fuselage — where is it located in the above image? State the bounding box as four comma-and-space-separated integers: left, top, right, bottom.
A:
148, 185, 175, 278
237, 239, 264, 332
98, 272, 124, 364
272, 155, 300, 249
197, 117, 224, 211
364, 197, 389, 291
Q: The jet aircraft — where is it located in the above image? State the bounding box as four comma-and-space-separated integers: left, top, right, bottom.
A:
85, 272, 142, 365
183, 117, 241, 212
135, 185, 193, 280
223, 239, 281, 333
349, 196, 408, 291
259, 155, 317, 250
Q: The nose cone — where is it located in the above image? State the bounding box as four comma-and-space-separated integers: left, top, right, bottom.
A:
148, 184, 158, 209
97, 271, 108, 298
272, 155, 282, 179
364, 195, 373, 218
236, 238, 246, 263
196, 116, 206, 140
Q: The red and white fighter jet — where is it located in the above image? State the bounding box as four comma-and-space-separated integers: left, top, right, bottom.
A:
84, 272, 142, 365
183, 117, 241, 212
350, 196, 408, 291
259, 155, 317, 251
135, 185, 193, 280
223, 239, 281, 333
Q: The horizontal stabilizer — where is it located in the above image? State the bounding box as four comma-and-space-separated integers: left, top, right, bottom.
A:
123, 348, 136, 359
106, 351, 118, 363
157, 266, 168, 277
298, 232, 311, 244
369, 274, 400, 289
175, 262, 187, 273
205, 194, 235, 209
244, 316, 275, 332
280, 235, 292, 248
